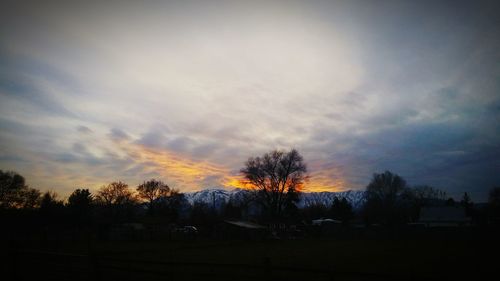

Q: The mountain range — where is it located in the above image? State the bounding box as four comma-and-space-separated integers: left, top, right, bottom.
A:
184, 188, 366, 210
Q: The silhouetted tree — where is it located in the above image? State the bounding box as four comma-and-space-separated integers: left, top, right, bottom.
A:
461, 192, 473, 216
190, 201, 218, 226
67, 189, 93, 224
18, 187, 41, 209
223, 200, 242, 219
330, 197, 353, 225
301, 203, 329, 221
407, 185, 447, 221
95, 181, 136, 206
157, 191, 189, 222
283, 188, 301, 222
136, 179, 171, 213
364, 171, 410, 225
490, 187, 500, 206
95, 182, 138, 223
40, 191, 63, 210
412, 185, 447, 206
0, 170, 27, 208
241, 149, 307, 220
488, 187, 500, 224
446, 197, 456, 206
39, 191, 65, 224
228, 189, 255, 219
68, 189, 93, 208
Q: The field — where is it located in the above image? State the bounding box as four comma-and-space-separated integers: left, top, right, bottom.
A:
5, 228, 498, 281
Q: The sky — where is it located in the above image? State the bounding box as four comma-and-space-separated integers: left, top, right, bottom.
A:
0, 0, 499, 201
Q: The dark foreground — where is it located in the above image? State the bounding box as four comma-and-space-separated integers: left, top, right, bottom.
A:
3, 228, 499, 281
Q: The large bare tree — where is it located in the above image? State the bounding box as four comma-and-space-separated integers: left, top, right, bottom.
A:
364, 171, 410, 225
137, 179, 173, 212
240, 149, 307, 219
96, 181, 136, 206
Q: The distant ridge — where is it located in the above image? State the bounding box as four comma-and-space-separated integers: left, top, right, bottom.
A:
184, 188, 366, 210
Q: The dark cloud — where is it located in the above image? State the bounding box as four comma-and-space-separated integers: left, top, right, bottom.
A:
53, 152, 79, 163
0, 154, 26, 163
167, 136, 194, 152
0, 47, 80, 118
0, 117, 31, 135
135, 130, 166, 148
72, 143, 88, 154
200, 174, 225, 188
192, 142, 220, 158
308, 118, 500, 200
76, 125, 93, 134
109, 128, 130, 141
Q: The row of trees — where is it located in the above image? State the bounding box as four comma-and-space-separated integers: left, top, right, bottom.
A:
2, 148, 500, 227
0, 170, 42, 209
0, 170, 181, 213
0, 171, 189, 227
362, 171, 478, 225
238, 149, 493, 225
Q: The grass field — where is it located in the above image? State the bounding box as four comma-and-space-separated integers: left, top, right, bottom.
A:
7, 229, 498, 281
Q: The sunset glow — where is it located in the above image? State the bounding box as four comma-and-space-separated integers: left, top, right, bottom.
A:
1, 0, 499, 200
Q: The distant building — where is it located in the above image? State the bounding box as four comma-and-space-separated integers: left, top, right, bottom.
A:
311, 218, 342, 226
418, 206, 471, 227
214, 220, 268, 240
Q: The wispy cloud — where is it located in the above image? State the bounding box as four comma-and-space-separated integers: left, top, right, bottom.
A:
0, 0, 499, 200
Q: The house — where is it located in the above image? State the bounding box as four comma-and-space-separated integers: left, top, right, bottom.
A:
312, 218, 342, 226
214, 220, 268, 240
418, 206, 471, 227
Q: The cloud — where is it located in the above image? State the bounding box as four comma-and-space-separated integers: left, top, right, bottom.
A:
0, 0, 499, 200
76, 125, 93, 134
109, 128, 130, 141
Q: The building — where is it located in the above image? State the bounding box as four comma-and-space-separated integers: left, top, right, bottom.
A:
418, 206, 471, 227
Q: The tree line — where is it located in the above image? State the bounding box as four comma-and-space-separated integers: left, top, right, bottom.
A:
1, 149, 499, 228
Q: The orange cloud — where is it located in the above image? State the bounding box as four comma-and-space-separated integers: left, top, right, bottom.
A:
113, 141, 347, 193
306, 171, 347, 192
222, 176, 250, 190
304, 161, 348, 192
115, 142, 244, 191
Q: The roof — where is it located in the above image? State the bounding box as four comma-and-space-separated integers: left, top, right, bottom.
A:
224, 220, 266, 229
312, 218, 342, 225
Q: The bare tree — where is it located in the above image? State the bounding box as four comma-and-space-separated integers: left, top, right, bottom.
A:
240, 149, 307, 219
39, 191, 64, 217
0, 170, 26, 208
366, 171, 407, 203
18, 187, 41, 209
0, 170, 43, 209
40, 191, 62, 207
96, 181, 136, 206
489, 187, 500, 208
412, 185, 447, 206
136, 179, 172, 212
489, 187, 500, 221
364, 170, 410, 225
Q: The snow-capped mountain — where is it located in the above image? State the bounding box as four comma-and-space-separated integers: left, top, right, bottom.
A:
298, 190, 366, 210
184, 188, 366, 210
184, 188, 231, 205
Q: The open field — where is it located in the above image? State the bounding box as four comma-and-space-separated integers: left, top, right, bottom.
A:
4, 228, 499, 281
